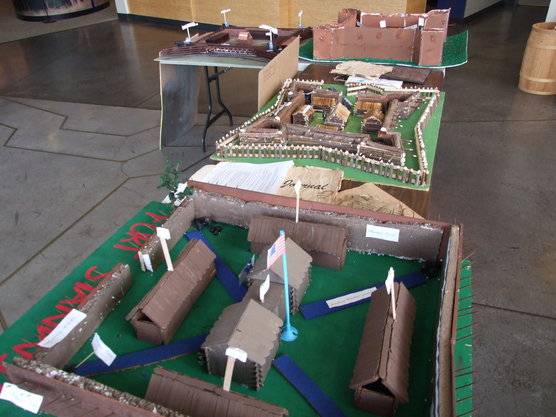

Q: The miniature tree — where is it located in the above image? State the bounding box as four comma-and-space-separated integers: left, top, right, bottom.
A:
157, 158, 191, 207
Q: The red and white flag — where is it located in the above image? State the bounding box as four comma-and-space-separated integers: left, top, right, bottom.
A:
267, 233, 286, 269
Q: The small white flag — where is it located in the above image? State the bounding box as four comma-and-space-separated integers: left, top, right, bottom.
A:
92, 333, 117, 366
260, 274, 270, 303
0, 383, 43, 414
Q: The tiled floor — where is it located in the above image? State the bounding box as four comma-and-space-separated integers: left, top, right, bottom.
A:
0, 3, 555, 417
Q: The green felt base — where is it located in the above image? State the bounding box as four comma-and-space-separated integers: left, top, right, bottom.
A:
299, 31, 469, 69
0, 202, 471, 417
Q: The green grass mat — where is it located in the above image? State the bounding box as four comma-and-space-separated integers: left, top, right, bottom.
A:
0, 202, 471, 416
299, 31, 468, 68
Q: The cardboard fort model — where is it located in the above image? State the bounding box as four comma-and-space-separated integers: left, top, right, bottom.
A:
201, 299, 283, 390
216, 78, 440, 187
313, 9, 450, 66
248, 215, 347, 270
146, 367, 289, 417
350, 282, 417, 417
248, 237, 312, 315
127, 238, 216, 344
34, 263, 131, 369
159, 26, 310, 60
1, 182, 467, 416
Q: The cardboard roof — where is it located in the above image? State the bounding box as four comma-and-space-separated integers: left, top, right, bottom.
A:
202, 299, 283, 365
146, 367, 288, 417
135, 239, 215, 329
248, 215, 347, 257
349, 283, 416, 404
250, 238, 312, 288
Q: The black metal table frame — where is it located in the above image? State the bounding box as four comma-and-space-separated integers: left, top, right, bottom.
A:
201, 66, 233, 153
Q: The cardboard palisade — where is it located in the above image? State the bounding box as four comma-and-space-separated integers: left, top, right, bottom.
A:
33, 263, 131, 368
2, 180, 464, 416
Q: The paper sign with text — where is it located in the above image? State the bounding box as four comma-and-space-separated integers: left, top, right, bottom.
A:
366, 224, 400, 242
0, 383, 43, 414
38, 309, 86, 348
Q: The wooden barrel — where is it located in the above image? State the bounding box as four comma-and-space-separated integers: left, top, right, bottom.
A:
519, 22, 556, 95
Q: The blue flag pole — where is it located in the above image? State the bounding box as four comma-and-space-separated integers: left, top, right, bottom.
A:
280, 230, 298, 342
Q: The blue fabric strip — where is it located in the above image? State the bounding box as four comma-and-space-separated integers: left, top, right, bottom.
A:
73, 333, 208, 376
299, 271, 426, 320
185, 231, 247, 302
273, 354, 346, 417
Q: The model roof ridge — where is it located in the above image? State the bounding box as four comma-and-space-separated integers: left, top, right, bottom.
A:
202, 299, 282, 365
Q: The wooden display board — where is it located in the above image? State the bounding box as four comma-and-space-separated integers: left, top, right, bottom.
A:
124, 0, 426, 27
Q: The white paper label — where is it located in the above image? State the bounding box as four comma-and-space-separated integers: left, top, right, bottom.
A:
0, 383, 43, 414
156, 227, 171, 240
326, 287, 377, 309
92, 333, 117, 366
38, 309, 87, 348
226, 347, 248, 362
366, 224, 400, 242
260, 274, 270, 303
379, 20, 386, 28
142, 253, 153, 272
418, 17, 425, 27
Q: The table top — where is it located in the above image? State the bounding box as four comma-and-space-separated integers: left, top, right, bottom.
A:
155, 54, 311, 71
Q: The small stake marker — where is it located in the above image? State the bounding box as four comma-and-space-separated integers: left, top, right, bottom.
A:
223, 347, 247, 391
298, 10, 303, 29
294, 180, 302, 223
156, 227, 173, 271
221, 9, 231, 27
181, 22, 198, 44
385, 267, 396, 320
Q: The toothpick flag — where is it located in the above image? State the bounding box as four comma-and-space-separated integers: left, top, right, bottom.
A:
294, 179, 302, 223
267, 232, 286, 269
92, 333, 117, 367
385, 267, 396, 320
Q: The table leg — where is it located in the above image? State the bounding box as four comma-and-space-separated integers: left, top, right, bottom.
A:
202, 66, 233, 152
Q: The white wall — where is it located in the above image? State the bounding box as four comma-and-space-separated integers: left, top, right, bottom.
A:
465, 0, 501, 17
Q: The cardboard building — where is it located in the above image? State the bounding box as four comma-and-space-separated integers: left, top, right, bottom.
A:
248, 215, 347, 270
248, 237, 312, 315
350, 282, 416, 417
201, 299, 283, 390
127, 238, 216, 344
